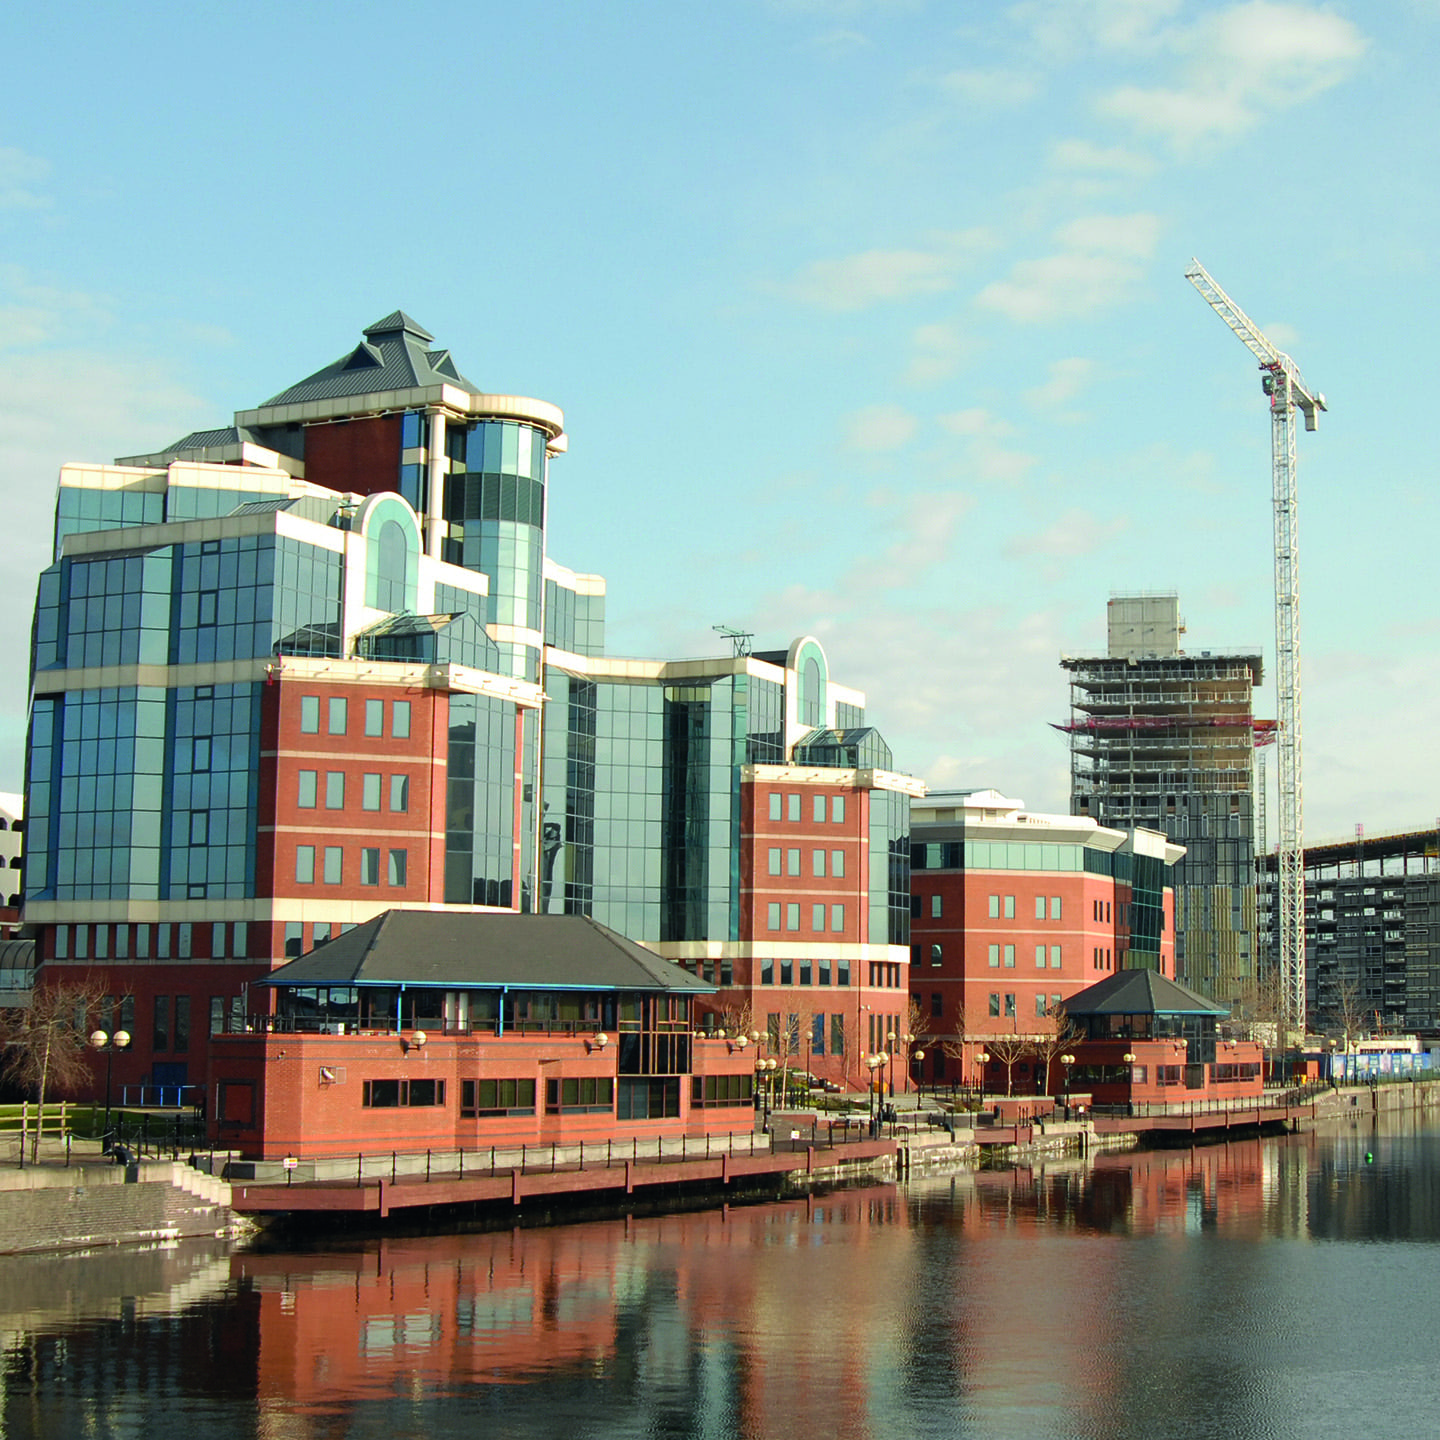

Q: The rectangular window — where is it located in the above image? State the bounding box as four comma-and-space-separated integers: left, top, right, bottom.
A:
388, 849, 408, 886
761, 958, 774, 984
325, 772, 345, 809
831, 1014, 845, 1054
814, 795, 826, 822
779, 960, 793, 985
768, 847, 781, 876
360, 848, 380, 886
1004, 945, 1015, 968
462, 1077, 538, 1116
1004, 993, 1016, 1018
1036, 895, 1046, 919
787, 849, 801, 876
545, 1077, 614, 1114
812, 850, 826, 878
1036, 993, 1048, 1017
364, 1079, 446, 1108
1050, 896, 1062, 920
786, 903, 800, 932
811, 1012, 825, 1054
153, 995, 169, 1053
390, 774, 409, 812
989, 992, 1000, 1018
210, 997, 225, 1036
831, 903, 844, 931
362, 773, 381, 811
832, 849, 844, 878
1035, 945, 1046, 968
298, 770, 317, 808
769, 793, 781, 821
932, 992, 943, 1018
988, 944, 999, 968
323, 847, 342, 884
296, 846, 315, 884
174, 996, 191, 1053
1004, 895, 1015, 919
832, 796, 845, 823
327, 697, 347, 735
189, 811, 208, 846
837, 960, 850, 986
392, 700, 411, 738
1051, 945, 1062, 968
930, 943, 942, 967
767, 903, 780, 931
300, 696, 319, 733
812, 903, 825, 932
787, 794, 800, 822
819, 960, 831, 985
365, 699, 384, 736
192, 736, 211, 772
989, 895, 1000, 918
931, 894, 942, 918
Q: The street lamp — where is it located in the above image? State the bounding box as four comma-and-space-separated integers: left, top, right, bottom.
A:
912, 1046, 925, 1102
886, 1030, 897, 1100
976, 1050, 990, 1108
1060, 1052, 1075, 1105
866, 1053, 886, 1132
89, 1028, 131, 1145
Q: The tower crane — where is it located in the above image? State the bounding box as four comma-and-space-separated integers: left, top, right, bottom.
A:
1184, 260, 1325, 1039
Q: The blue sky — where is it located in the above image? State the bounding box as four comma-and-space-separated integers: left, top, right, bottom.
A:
1, 0, 1436, 843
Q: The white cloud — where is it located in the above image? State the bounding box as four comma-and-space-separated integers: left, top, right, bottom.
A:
1005, 507, 1128, 574
1012, 0, 1183, 59
1098, 1, 1368, 148
0, 146, 50, 211
939, 407, 1013, 439
1025, 356, 1096, 408
781, 229, 997, 311
903, 322, 977, 385
939, 68, 1040, 106
976, 212, 1160, 323
842, 402, 919, 451
1049, 138, 1158, 177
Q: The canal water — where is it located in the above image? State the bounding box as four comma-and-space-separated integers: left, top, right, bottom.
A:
4, 1116, 1440, 1439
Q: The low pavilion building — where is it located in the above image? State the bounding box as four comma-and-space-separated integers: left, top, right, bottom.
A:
206, 910, 756, 1159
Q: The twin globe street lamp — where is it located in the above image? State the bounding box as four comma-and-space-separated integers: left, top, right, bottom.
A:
89, 1028, 131, 1143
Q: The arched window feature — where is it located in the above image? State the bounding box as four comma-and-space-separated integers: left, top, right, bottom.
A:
375, 520, 409, 614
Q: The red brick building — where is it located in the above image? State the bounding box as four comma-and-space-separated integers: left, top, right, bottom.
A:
908, 790, 1181, 1093
208, 909, 756, 1159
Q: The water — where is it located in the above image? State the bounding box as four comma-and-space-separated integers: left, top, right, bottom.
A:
4, 1117, 1440, 1439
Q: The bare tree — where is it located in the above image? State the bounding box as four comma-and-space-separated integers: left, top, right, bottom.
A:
1334, 976, 1366, 1052
1, 973, 108, 1162
976, 1032, 1034, 1098
1031, 1006, 1083, 1098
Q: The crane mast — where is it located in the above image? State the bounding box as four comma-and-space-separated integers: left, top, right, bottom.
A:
1184, 259, 1325, 1040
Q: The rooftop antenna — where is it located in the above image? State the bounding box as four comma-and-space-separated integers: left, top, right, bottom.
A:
713, 625, 753, 658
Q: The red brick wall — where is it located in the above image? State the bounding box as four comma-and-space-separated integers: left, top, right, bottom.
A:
301, 416, 403, 497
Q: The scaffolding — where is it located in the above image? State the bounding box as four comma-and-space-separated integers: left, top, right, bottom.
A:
1061, 601, 1262, 1004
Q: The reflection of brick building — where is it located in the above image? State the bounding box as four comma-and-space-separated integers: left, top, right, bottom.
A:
908, 790, 1179, 1090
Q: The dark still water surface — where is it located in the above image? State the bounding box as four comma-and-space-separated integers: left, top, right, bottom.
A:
4, 1118, 1440, 1439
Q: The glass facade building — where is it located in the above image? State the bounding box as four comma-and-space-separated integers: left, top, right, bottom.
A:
27, 311, 920, 1100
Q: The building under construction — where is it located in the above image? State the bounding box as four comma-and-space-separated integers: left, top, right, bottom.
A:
1260, 828, 1440, 1036
1060, 595, 1266, 1003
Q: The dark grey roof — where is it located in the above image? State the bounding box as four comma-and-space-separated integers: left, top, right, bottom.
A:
259, 911, 714, 994
166, 426, 244, 450
1065, 968, 1229, 1017
259, 312, 481, 407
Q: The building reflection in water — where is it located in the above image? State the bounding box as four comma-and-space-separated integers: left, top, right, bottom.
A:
4, 1119, 1439, 1440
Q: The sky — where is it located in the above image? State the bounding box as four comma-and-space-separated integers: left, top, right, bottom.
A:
1, 0, 1436, 846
